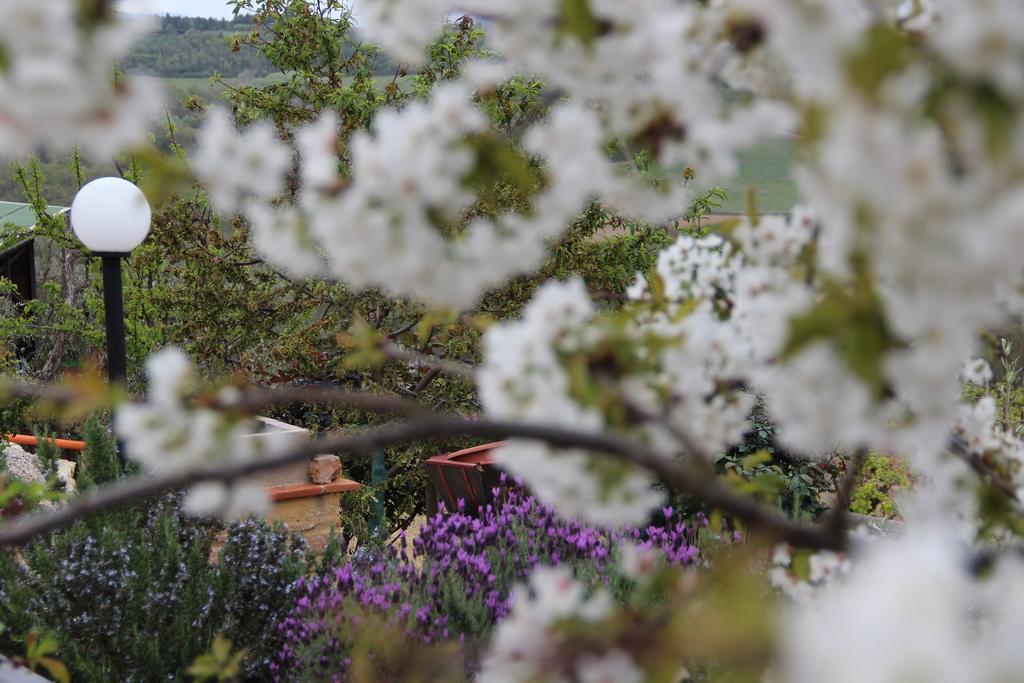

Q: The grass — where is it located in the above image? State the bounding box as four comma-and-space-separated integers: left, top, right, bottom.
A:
711, 136, 800, 215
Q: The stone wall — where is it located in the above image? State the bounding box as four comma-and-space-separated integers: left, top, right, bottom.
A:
266, 481, 361, 550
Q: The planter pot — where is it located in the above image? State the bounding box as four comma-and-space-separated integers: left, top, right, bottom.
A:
425, 442, 508, 514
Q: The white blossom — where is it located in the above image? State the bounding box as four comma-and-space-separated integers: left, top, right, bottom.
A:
929, 0, 1024, 95
493, 442, 664, 528
183, 481, 270, 521
782, 527, 1024, 683
193, 109, 292, 215
115, 347, 281, 521
575, 650, 644, 683
0, 0, 163, 156
962, 358, 993, 386
478, 566, 616, 683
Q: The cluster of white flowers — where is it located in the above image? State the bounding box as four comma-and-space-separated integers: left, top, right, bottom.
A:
193, 86, 623, 308
362, 0, 794, 219
478, 566, 641, 683
477, 209, 826, 522
962, 358, 994, 387
769, 544, 853, 604
953, 398, 1024, 500
783, 527, 1024, 683
627, 215, 816, 456
704, 0, 1024, 472
928, 0, 1024, 96
187, 0, 803, 309
0, 0, 163, 156
479, 280, 663, 526
725, 0, 872, 101
478, 210, 825, 520
193, 109, 292, 216
618, 540, 667, 583
115, 348, 288, 520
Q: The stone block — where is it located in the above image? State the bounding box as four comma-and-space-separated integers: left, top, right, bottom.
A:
309, 454, 342, 484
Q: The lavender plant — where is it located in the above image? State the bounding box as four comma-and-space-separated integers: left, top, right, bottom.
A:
273, 482, 705, 681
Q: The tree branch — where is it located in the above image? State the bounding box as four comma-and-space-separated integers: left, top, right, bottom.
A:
1, 381, 430, 418
411, 367, 444, 396
827, 449, 868, 535
0, 416, 848, 551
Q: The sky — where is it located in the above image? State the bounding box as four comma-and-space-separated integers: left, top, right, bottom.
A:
119, 0, 239, 19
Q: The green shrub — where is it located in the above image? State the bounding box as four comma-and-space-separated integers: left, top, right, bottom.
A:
76, 416, 122, 490
849, 454, 912, 518
681, 400, 840, 522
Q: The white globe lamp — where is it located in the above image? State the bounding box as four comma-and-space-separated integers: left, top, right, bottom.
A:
71, 177, 152, 254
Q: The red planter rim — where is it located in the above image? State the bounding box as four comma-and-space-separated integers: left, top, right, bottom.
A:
425, 441, 506, 469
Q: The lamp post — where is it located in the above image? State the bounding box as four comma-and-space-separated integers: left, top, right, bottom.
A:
70, 178, 152, 466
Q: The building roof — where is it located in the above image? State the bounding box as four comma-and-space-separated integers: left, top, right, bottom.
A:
0, 201, 69, 254
0, 201, 69, 230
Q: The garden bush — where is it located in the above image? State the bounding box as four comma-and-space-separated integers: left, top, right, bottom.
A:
675, 400, 841, 522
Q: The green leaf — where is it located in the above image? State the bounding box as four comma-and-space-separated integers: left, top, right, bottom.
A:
37, 657, 70, 683
791, 549, 812, 581
211, 634, 232, 662
782, 254, 902, 397
463, 132, 541, 211
845, 24, 913, 98
558, 0, 603, 47
971, 83, 1017, 161
741, 449, 773, 469
188, 634, 245, 682
186, 654, 222, 681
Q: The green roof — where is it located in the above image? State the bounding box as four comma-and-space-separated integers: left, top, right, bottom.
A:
0, 202, 69, 253
0, 201, 68, 230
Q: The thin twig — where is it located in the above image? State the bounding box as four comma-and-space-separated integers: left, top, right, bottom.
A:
411, 367, 444, 396
950, 436, 1019, 502
387, 320, 419, 339
2, 382, 430, 418
623, 397, 714, 466
221, 385, 429, 417
378, 341, 476, 380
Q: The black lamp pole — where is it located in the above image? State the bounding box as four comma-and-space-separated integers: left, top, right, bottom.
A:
98, 253, 128, 469
100, 255, 128, 386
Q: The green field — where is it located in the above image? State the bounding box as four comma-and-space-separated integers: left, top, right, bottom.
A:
712, 136, 799, 215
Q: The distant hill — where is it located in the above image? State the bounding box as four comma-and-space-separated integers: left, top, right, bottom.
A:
123, 13, 401, 79
122, 14, 278, 79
